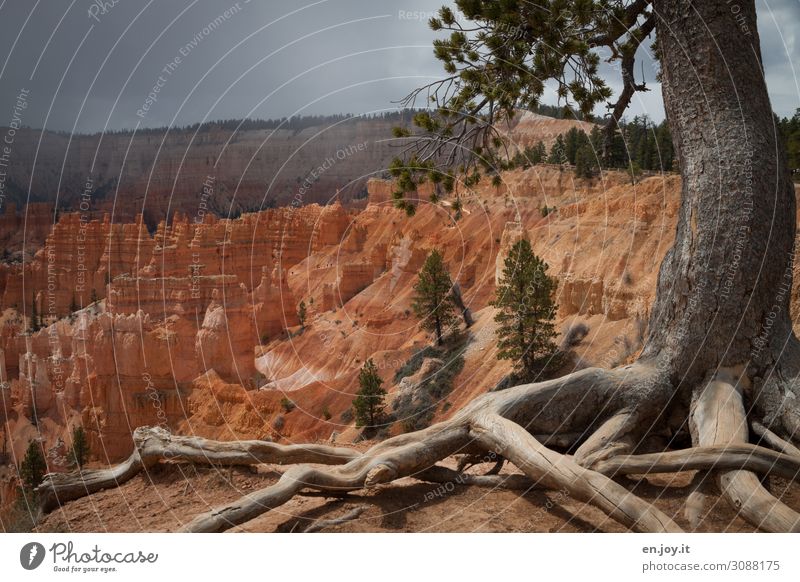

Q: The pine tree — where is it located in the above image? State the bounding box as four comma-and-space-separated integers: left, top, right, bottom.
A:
653, 121, 674, 171
29, 293, 40, 332
520, 140, 547, 167
783, 109, 800, 171
532, 140, 546, 164
298, 300, 307, 328
19, 440, 47, 496
491, 239, 559, 380
1, 423, 8, 459
412, 249, 458, 345
352, 359, 386, 428
575, 144, 596, 179
564, 127, 581, 164
69, 425, 90, 469
547, 135, 566, 165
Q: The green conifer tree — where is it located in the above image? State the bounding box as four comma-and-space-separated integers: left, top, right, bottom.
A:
575, 144, 596, 179
19, 440, 47, 496
532, 140, 546, 164
69, 425, 90, 470
547, 135, 566, 165
29, 293, 40, 332
491, 239, 559, 380
352, 359, 387, 428
412, 250, 458, 345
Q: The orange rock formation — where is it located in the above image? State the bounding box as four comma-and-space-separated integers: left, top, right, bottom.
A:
8, 152, 786, 496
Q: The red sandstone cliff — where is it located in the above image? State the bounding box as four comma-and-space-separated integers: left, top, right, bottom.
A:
2, 114, 750, 487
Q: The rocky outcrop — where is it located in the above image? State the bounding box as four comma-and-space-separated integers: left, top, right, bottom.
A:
336, 262, 379, 305
0, 202, 54, 258
253, 268, 299, 340
0, 201, 366, 459
196, 287, 258, 383
366, 178, 436, 209
560, 276, 605, 317
366, 178, 396, 205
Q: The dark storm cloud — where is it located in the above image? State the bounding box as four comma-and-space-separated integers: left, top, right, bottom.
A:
0, 0, 797, 134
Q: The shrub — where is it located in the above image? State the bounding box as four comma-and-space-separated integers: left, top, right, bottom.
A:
280, 397, 296, 413
561, 322, 590, 351
392, 336, 466, 431
540, 205, 556, 217
393, 344, 444, 384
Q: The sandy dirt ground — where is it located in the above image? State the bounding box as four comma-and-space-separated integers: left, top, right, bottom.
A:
34, 451, 799, 533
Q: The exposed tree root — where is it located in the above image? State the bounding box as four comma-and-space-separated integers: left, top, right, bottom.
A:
469, 413, 683, 532
37, 427, 359, 513
35, 364, 800, 533
302, 505, 367, 533
691, 375, 800, 532
592, 444, 800, 480
752, 421, 800, 457
683, 470, 713, 530
416, 465, 536, 490
574, 409, 638, 468
181, 423, 469, 532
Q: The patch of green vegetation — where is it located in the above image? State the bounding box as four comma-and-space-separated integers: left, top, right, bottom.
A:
280, 397, 296, 413
392, 335, 468, 432
393, 345, 441, 384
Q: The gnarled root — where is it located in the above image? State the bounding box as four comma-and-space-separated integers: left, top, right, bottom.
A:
574, 409, 639, 468
38, 363, 800, 533
592, 444, 800, 480
37, 426, 360, 514
469, 413, 683, 533
302, 505, 367, 533
184, 366, 668, 532
182, 423, 470, 532
752, 421, 800, 457
691, 375, 800, 532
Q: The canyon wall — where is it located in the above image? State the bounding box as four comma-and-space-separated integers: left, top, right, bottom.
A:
0, 200, 364, 460
0, 115, 725, 483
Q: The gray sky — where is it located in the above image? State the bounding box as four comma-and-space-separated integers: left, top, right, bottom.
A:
0, 0, 797, 133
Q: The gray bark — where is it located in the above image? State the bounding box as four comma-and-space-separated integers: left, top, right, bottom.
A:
644, 1, 796, 383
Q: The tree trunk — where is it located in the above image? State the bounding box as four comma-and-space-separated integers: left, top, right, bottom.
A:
643, 2, 796, 403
